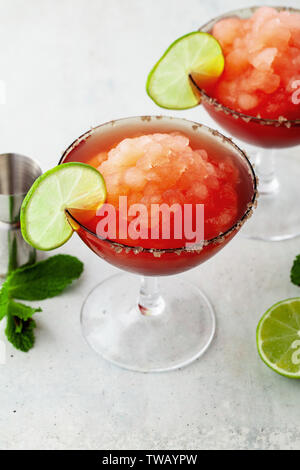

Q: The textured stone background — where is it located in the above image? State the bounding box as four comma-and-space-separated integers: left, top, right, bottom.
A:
0, 0, 300, 450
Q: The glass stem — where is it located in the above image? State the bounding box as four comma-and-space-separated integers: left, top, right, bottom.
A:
138, 276, 165, 316
255, 149, 279, 196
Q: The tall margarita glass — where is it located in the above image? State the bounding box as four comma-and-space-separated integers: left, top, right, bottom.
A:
60, 116, 257, 372
193, 6, 300, 241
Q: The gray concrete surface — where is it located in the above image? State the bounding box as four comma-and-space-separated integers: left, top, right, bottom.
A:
0, 0, 300, 450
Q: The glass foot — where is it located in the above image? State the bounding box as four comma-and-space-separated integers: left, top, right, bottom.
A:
81, 273, 216, 372
241, 152, 300, 241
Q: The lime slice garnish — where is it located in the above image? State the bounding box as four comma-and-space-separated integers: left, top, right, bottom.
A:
257, 298, 300, 378
146, 32, 224, 110
21, 163, 106, 251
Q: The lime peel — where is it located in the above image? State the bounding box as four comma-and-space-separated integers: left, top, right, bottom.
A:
21, 162, 107, 251
146, 31, 224, 110
257, 298, 300, 379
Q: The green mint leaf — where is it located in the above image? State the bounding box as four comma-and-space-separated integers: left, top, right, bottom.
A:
7, 234, 18, 274
291, 255, 300, 286
0, 281, 10, 321
6, 254, 84, 301
5, 314, 36, 352
9, 300, 42, 320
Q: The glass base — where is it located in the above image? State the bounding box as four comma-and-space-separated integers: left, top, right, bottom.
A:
81, 273, 216, 372
241, 153, 300, 241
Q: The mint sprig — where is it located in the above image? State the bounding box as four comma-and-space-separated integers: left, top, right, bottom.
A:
0, 283, 9, 321
291, 255, 300, 287
9, 300, 42, 320
0, 254, 84, 352
5, 313, 37, 352
7, 254, 84, 300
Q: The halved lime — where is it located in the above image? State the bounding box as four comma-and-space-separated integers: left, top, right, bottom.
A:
21, 163, 106, 251
257, 298, 300, 378
146, 32, 224, 110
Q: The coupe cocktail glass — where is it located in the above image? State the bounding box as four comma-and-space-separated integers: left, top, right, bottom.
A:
60, 116, 257, 372
194, 6, 300, 241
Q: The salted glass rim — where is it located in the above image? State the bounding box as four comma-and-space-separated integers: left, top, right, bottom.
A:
59, 115, 257, 254
194, 5, 300, 127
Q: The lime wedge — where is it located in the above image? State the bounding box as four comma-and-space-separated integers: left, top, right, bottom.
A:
257, 298, 300, 378
21, 163, 106, 251
146, 32, 224, 110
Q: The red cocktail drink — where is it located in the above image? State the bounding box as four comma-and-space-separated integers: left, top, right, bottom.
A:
199, 101, 300, 149
60, 116, 256, 372
61, 116, 256, 276
197, 6, 300, 148
193, 6, 300, 241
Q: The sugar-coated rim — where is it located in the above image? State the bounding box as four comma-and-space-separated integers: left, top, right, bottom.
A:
59, 115, 257, 254
194, 5, 300, 128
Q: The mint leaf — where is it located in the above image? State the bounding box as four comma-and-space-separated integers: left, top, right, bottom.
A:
0, 282, 41, 322
291, 255, 300, 286
7, 234, 18, 274
5, 314, 36, 352
9, 300, 42, 320
0, 281, 10, 321
1, 254, 83, 352
7, 254, 84, 301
